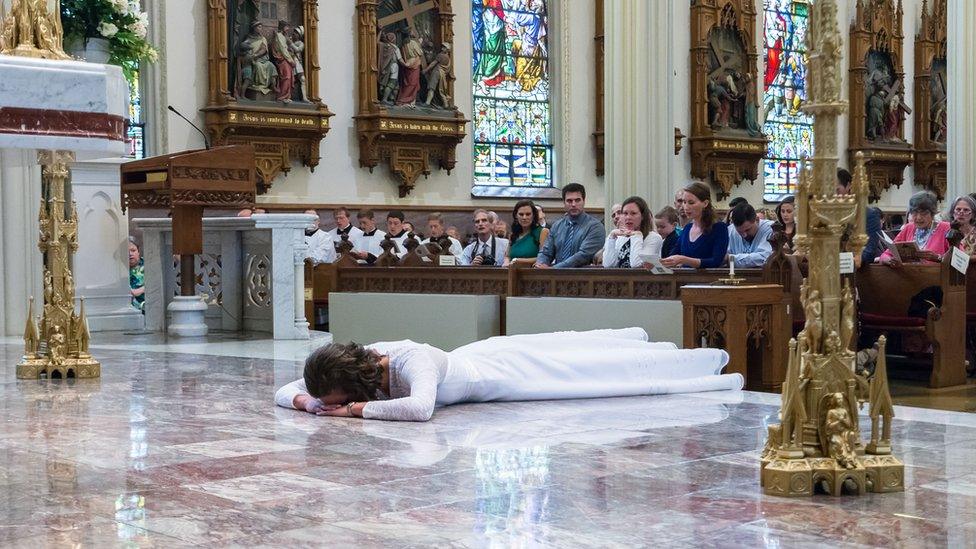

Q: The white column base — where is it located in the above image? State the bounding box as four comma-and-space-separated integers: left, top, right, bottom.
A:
167, 296, 208, 337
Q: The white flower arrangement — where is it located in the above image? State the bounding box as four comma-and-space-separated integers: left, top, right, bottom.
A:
62, 0, 159, 85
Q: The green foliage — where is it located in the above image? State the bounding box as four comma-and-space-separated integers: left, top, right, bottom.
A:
60, 0, 157, 86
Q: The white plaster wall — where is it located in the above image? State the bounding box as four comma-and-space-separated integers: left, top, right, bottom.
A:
158, 0, 603, 210
672, 0, 930, 213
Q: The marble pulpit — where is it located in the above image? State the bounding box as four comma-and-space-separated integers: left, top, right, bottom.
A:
134, 214, 314, 340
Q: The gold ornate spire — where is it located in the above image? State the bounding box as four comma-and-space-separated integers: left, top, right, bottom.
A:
759, 0, 903, 497
0, 0, 69, 59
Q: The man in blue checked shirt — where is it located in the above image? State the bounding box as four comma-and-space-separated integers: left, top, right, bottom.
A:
534, 183, 605, 268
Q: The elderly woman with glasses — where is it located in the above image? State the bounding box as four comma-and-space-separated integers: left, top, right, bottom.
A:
879, 191, 951, 267
947, 195, 976, 256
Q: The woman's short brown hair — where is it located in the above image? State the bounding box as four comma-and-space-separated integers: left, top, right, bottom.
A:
303, 342, 383, 400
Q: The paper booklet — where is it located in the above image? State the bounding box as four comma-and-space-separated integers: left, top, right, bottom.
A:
639, 252, 674, 274
879, 230, 921, 262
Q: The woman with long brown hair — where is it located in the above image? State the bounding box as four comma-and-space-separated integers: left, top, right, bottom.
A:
661, 181, 729, 269
603, 196, 662, 268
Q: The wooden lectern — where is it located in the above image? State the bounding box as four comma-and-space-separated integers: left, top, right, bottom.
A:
120, 145, 257, 296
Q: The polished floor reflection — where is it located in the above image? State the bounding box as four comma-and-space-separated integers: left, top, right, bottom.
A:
2, 334, 976, 547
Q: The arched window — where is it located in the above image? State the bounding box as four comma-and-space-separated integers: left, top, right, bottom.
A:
472, 0, 552, 194
762, 0, 813, 202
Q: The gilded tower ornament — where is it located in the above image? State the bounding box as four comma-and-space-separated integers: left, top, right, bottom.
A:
0, 0, 70, 59
760, 0, 903, 497
17, 151, 100, 379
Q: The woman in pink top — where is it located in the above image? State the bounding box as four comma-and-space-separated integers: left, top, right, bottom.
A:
879, 191, 950, 266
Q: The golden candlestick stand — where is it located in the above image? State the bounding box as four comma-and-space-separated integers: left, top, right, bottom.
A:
759, 0, 902, 497
18, 151, 100, 379
2, 2, 100, 378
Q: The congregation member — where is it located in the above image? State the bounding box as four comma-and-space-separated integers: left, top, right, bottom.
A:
354, 210, 385, 264
328, 207, 364, 252
128, 238, 145, 312
879, 191, 950, 266
534, 183, 604, 268
948, 195, 976, 255
236, 207, 267, 217
673, 189, 689, 230
727, 203, 774, 267
775, 196, 795, 251
386, 210, 410, 254
661, 181, 729, 269
446, 225, 460, 240
603, 196, 662, 268
504, 199, 549, 265
460, 209, 508, 266
535, 205, 548, 228
610, 203, 623, 229
835, 168, 884, 264
421, 213, 463, 256
402, 221, 419, 239
304, 209, 337, 264
494, 219, 510, 239
654, 206, 681, 258
724, 197, 748, 223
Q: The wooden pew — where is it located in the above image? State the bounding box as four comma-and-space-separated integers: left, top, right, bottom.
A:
304, 262, 338, 330
857, 259, 966, 388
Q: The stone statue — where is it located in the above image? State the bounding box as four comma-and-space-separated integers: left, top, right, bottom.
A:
271, 20, 298, 102
289, 25, 308, 102
707, 76, 734, 129
805, 289, 823, 354
741, 72, 762, 137
395, 29, 424, 107
931, 97, 947, 142
840, 280, 855, 352
882, 93, 910, 141
865, 86, 887, 140
822, 392, 858, 469
422, 43, 452, 108
236, 20, 278, 99
377, 31, 402, 104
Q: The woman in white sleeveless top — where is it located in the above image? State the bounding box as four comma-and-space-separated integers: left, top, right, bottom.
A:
275, 328, 742, 422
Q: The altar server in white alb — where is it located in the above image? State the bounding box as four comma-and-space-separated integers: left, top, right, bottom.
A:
459, 209, 508, 266
353, 209, 386, 264
327, 207, 364, 258
602, 196, 664, 268
303, 209, 336, 264
385, 210, 411, 257
275, 328, 742, 421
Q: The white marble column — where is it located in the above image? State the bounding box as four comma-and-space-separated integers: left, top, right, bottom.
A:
0, 150, 44, 337
947, 0, 976, 200
71, 156, 145, 332
604, 0, 675, 221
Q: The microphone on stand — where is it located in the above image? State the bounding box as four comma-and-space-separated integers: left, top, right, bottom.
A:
167, 105, 211, 150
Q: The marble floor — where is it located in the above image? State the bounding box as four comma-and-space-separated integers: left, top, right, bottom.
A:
2, 334, 976, 548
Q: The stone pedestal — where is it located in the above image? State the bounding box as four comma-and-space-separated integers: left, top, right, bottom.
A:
70, 156, 144, 332
134, 214, 313, 340
167, 296, 208, 337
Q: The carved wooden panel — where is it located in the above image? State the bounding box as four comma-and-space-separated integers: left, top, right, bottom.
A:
355, 0, 468, 196
848, 0, 913, 202
688, 0, 767, 199
594, 0, 605, 176
913, 0, 947, 199
203, 0, 333, 193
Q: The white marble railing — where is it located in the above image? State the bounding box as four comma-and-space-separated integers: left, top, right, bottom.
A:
134, 214, 314, 340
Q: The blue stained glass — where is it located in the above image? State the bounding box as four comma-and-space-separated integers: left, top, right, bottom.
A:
472, 0, 552, 188
762, 0, 813, 202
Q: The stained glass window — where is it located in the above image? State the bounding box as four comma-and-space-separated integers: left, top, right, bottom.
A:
762, 0, 813, 202
125, 65, 146, 159
472, 0, 552, 190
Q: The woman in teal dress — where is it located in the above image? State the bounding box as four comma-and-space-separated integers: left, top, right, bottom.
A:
504, 199, 549, 265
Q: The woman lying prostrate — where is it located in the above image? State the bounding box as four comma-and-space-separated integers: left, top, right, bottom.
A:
274, 328, 743, 422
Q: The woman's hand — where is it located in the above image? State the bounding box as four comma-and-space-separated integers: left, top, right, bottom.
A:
661, 255, 691, 268
881, 256, 902, 269
317, 402, 366, 418
609, 229, 631, 238
918, 250, 941, 262
294, 394, 337, 414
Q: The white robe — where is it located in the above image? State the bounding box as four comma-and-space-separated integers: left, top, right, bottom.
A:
275, 328, 742, 422
327, 225, 364, 255
359, 229, 387, 261
304, 229, 336, 264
